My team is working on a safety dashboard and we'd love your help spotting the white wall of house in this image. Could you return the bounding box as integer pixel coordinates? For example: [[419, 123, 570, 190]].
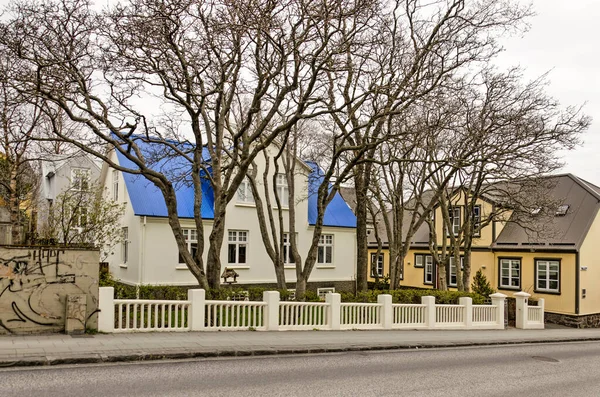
[[101, 145, 357, 286]]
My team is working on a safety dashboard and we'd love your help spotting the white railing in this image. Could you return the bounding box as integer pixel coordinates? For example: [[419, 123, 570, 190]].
[[435, 304, 465, 326], [340, 303, 381, 329], [113, 299, 190, 332], [205, 300, 266, 330], [473, 305, 498, 325], [515, 292, 545, 329], [98, 288, 513, 333], [392, 304, 427, 329], [279, 302, 328, 330]]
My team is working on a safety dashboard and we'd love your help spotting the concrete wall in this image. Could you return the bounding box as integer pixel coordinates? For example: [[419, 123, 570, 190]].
[[0, 246, 99, 334]]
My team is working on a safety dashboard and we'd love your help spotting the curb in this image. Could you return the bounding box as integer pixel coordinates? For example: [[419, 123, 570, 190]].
[[2, 337, 599, 368]]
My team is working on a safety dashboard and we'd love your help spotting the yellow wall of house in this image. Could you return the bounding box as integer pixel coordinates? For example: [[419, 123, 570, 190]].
[[578, 207, 600, 315], [432, 191, 510, 248], [368, 247, 577, 315]]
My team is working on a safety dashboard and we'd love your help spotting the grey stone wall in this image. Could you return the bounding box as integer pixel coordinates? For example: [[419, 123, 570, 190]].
[[545, 312, 600, 328], [0, 246, 99, 334]]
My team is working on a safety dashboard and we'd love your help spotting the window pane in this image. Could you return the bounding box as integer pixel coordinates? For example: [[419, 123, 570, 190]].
[[238, 245, 246, 264], [228, 231, 236, 242], [318, 247, 324, 263], [549, 280, 558, 290], [191, 243, 198, 258], [228, 244, 236, 263], [537, 280, 545, 289], [325, 247, 332, 263]]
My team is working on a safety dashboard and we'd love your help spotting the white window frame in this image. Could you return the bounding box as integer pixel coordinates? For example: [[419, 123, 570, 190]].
[[473, 205, 481, 237], [370, 253, 384, 278], [424, 255, 434, 285], [448, 256, 464, 287], [536, 260, 560, 293], [317, 234, 333, 265], [73, 207, 88, 228], [122, 227, 129, 264], [236, 178, 255, 204], [499, 258, 521, 290], [178, 229, 198, 264], [317, 287, 335, 301], [448, 206, 461, 236], [228, 230, 248, 265], [276, 174, 289, 207], [112, 170, 119, 201], [71, 168, 91, 191], [282, 233, 295, 266]]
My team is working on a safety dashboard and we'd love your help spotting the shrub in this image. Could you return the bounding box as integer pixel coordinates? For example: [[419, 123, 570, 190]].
[[471, 269, 495, 298]]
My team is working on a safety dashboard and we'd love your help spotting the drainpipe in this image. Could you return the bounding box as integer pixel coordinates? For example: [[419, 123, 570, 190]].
[[137, 216, 147, 296]]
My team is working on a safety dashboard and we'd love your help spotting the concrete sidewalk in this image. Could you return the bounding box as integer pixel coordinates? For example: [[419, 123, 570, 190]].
[[2, 327, 600, 368]]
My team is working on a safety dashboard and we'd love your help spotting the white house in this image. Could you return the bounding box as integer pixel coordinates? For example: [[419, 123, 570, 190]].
[[100, 140, 357, 291]]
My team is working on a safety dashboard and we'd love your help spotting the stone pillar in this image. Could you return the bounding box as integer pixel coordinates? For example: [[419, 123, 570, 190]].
[[263, 291, 280, 331], [422, 296, 436, 329], [98, 287, 115, 333], [326, 293, 341, 330], [514, 291, 531, 329], [490, 292, 507, 329], [459, 297, 473, 329], [378, 294, 393, 329], [188, 289, 205, 331]]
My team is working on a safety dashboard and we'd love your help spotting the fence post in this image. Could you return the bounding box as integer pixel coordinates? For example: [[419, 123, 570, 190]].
[[422, 296, 436, 329], [263, 291, 280, 331], [514, 291, 531, 329], [490, 292, 507, 329], [98, 287, 114, 333], [539, 298, 545, 321], [326, 293, 341, 330], [378, 294, 393, 329], [459, 297, 472, 329], [188, 289, 205, 331]]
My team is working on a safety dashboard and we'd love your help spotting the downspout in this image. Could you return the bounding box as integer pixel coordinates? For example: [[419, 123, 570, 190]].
[[575, 251, 580, 315], [137, 216, 147, 297]]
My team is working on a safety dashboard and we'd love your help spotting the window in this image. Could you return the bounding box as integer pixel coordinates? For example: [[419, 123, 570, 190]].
[[473, 205, 481, 236], [122, 227, 129, 264], [370, 253, 384, 277], [317, 287, 335, 300], [424, 255, 434, 285], [276, 174, 289, 207], [71, 168, 91, 191], [228, 230, 248, 265], [317, 234, 333, 265], [178, 229, 198, 264], [499, 258, 521, 289], [536, 260, 560, 293], [448, 256, 464, 287], [112, 170, 119, 201], [73, 207, 88, 228], [448, 207, 461, 236], [236, 178, 254, 204], [282, 233, 295, 265], [414, 254, 424, 268], [555, 204, 569, 216]]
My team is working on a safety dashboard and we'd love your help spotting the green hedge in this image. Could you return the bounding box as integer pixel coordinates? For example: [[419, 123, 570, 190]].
[[100, 271, 483, 304]]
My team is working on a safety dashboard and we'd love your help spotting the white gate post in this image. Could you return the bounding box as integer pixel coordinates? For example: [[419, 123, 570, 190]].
[[98, 287, 114, 333], [490, 292, 507, 329], [263, 291, 280, 331], [422, 296, 436, 329], [459, 297, 473, 329], [514, 291, 531, 329], [188, 289, 205, 331], [378, 294, 393, 329], [326, 293, 341, 330]]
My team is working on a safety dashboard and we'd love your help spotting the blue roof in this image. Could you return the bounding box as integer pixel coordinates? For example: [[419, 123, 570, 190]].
[[305, 162, 356, 228], [116, 139, 356, 227]]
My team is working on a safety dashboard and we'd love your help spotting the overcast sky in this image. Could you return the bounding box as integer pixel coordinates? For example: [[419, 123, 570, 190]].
[[495, 0, 600, 184], [1, 0, 597, 183]]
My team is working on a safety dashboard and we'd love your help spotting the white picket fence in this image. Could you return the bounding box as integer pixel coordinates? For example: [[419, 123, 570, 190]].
[[97, 288, 543, 333], [515, 291, 545, 330]]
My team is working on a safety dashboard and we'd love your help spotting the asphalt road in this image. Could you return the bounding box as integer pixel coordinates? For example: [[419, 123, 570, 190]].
[[2, 342, 600, 397]]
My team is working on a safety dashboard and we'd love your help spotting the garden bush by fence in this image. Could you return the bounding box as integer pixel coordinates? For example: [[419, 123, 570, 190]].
[[98, 288, 545, 333]]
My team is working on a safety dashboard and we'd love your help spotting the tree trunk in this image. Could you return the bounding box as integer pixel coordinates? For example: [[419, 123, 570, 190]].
[[207, 206, 226, 289], [9, 166, 20, 244], [354, 164, 369, 292]]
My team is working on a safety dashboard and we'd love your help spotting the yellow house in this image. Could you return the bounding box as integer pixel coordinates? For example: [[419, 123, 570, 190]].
[[366, 174, 600, 327]]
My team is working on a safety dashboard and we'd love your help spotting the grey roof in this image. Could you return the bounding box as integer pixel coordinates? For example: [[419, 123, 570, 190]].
[[492, 174, 600, 251], [338, 187, 358, 215], [366, 173, 600, 252]]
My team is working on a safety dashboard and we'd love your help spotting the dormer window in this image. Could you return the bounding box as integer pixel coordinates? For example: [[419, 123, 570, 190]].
[[555, 205, 569, 216]]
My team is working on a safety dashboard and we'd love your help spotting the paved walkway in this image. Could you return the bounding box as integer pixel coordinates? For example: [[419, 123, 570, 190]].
[[2, 327, 600, 367]]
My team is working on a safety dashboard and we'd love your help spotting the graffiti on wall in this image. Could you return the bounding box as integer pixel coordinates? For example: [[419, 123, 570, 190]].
[[0, 248, 98, 333]]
